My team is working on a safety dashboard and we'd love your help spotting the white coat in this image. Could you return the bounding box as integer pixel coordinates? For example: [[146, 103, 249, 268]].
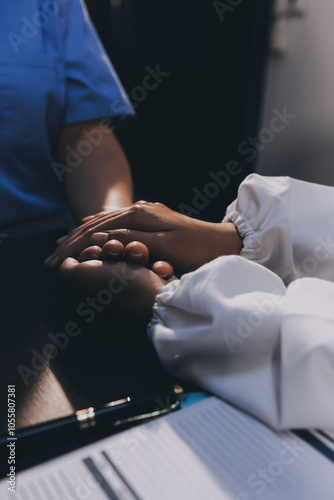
[[148, 174, 334, 430]]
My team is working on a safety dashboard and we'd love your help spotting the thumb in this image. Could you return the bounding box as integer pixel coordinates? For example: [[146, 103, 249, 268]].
[[59, 257, 80, 274]]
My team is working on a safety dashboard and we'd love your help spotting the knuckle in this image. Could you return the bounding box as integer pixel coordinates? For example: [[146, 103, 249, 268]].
[[156, 231, 166, 241], [122, 228, 131, 239], [129, 203, 146, 216], [110, 228, 131, 241]]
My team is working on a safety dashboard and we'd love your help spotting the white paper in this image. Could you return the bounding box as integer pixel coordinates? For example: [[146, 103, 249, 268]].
[[1, 397, 334, 500]]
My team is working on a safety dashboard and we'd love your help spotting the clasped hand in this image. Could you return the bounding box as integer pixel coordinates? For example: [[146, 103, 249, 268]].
[[45, 201, 242, 326], [45, 200, 242, 275]]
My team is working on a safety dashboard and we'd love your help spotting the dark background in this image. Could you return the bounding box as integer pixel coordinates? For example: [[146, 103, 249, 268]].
[[0, 1, 274, 473], [84, 0, 273, 221]]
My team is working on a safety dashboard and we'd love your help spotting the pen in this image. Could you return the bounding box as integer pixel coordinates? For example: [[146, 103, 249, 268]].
[[0, 385, 183, 448]]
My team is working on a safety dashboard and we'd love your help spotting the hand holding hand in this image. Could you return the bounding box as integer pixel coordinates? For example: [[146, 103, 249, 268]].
[[75, 239, 174, 279], [46, 201, 242, 275]]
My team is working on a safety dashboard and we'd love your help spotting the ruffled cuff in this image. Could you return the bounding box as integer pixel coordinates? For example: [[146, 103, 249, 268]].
[[224, 199, 263, 263], [223, 174, 295, 283]]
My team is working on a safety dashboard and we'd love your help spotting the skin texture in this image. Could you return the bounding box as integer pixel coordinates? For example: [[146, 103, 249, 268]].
[[46, 201, 242, 275], [77, 240, 175, 279], [59, 258, 168, 327], [53, 121, 175, 322], [60, 120, 133, 222], [52, 124, 174, 278]]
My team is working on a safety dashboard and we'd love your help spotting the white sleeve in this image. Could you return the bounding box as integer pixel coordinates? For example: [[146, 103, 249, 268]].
[[148, 256, 334, 430], [224, 173, 334, 284]]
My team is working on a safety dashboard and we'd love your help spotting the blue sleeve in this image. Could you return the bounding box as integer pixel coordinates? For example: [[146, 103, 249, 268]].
[[61, 0, 134, 126]]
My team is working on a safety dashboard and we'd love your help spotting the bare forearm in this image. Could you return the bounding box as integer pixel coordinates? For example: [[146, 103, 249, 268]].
[[59, 120, 133, 222]]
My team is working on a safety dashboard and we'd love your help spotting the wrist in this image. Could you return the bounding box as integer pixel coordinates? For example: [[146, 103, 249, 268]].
[[210, 222, 243, 260]]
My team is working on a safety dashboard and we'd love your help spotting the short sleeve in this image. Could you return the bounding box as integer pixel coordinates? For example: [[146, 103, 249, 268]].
[[61, 0, 134, 126]]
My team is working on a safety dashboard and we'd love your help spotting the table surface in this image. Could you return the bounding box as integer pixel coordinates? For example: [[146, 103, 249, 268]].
[[0, 232, 176, 472]]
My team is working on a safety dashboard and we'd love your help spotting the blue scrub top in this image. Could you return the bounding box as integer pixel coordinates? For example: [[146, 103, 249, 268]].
[[0, 0, 134, 238]]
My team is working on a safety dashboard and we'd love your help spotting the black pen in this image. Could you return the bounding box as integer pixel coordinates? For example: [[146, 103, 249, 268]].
[[0, 385, 183, 448]]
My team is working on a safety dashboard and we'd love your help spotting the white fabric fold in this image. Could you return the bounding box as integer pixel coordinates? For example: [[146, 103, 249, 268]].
[[148, 174, 334, 429], [224, 173, 334, 285]]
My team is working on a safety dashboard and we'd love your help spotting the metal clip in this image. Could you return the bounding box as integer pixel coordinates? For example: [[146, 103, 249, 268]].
[[75, 407, 96, 430]]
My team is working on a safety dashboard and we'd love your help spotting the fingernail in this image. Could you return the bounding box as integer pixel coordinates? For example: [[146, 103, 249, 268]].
[[91, 232, 109, 243], [44, 255, 53, 265], [129, 251, 144, 258], [157, 272, 168, 278], [50, 256, 59, 268], [108, 250, 121, 257], [90, 254, 101, 260], [56, 236, 67, 245]]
